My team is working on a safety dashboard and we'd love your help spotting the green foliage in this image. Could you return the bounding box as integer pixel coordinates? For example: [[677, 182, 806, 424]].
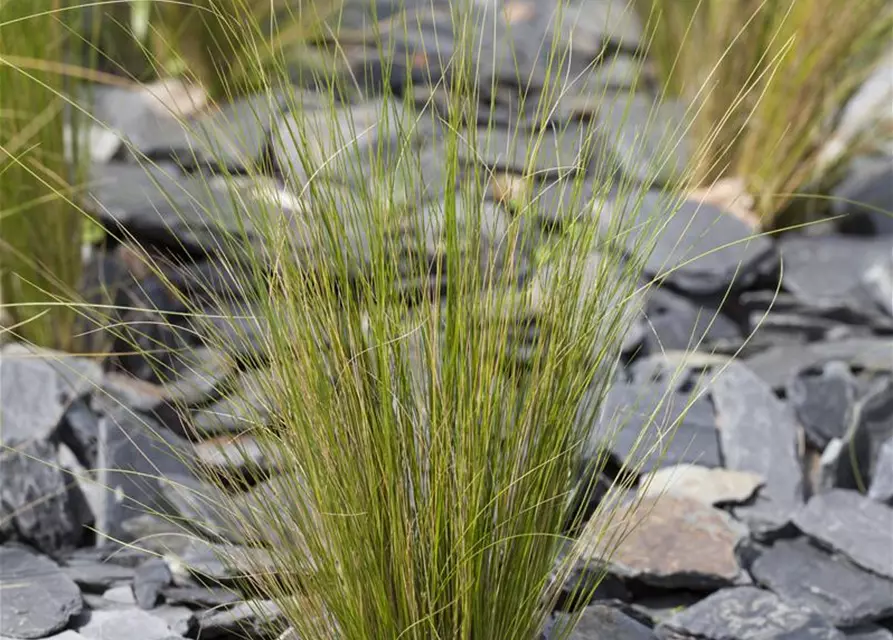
[[638, 0, 893, 224], [0, 0, 83, 350]]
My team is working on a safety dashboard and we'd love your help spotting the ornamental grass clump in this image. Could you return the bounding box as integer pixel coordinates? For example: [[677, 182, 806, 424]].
[[637, 0, 893, 225], [0, 0, 84, 350], [121, 4, 717, 639]]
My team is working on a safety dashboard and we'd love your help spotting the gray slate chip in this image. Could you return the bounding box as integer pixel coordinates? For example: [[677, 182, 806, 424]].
[[846, 626, 893, 640], [1, 346, 69, 448], [61, 557, 136, 593], [655, 587, 845, 640], [195, 600, 283, 640], [0, 545, 83, 639], [0, 439, 92, 554], [869, 437, 893, 504], [552, 603, 658, 639], [710, 362, 804, 535], [750, 537, 893, 627], [586, 380, 721, 474], [793, 489, 893, 579], [133, 557, 173, 609], [74, 609, 184, 640], [787, 361, 860, 448], [600, 191, 776, 296]]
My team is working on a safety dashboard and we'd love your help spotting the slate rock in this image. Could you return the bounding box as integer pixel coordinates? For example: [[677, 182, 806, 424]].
[[1, 346, 70, 447], [551, 603, 658, 639], [835, 160, 893, 235], [581, 495, 747, 589], [93, 408, 197, 545], [273, 99, 412, 188], [0, 439, 92, 554], [639, 464, 763, 507], [101, 585, 137, 605], [149, 606, 195, 638], [56, 400, 101, 469], [863, 245, 893, 317], [846, 626, 893, 640], [133, 557, 172, 609], [788, 361, 860, 448], [61, 556, 136, 593], [585, 380, 721, 474], [85, 162, 270, 256], [793, 489, 893, 580], [710, 362, 804, 535], [0, 544, 83, 639], [194, 433, 269, 481], [655, 587, 845, 639], [166, 539, 275, 586], [596, 94, 690, 188], [159, 585, 241, 609], [750, 537, 893, 627], [601, 191, 776, 296], [195, 600, 284, 640], [73, 609, 184, 640], [188, 367, 273, 436], [779, 235, 892, 321], [869, 437, 893, 504], [557, 0, 643, 60], [819, 376, 893, 493], [641, 288, 742, 354], [744, 338, 893, 390]]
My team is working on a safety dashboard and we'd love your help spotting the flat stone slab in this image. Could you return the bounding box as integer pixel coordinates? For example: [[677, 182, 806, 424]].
[[787, 361, 860, 448], [73, 609, 184, 640], [552, 603, 658, 639], [1, 346, 70, 448], [639, 464, 763, 507], [710, 362, 804, 535], [587, 380, 721, 475], [655, 587, 845, 639], [869, 437, 893, 504], [582, 495, 747, 589], [0, 545, 83, 639], [750, 537, 893, 627], [599, 191, 776, 296], [744, 338, 893, 390], [793, 489, 893, 580]]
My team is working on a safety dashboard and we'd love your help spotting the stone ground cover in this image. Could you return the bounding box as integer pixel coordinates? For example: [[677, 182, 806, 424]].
[[1, 0, 892, 638]]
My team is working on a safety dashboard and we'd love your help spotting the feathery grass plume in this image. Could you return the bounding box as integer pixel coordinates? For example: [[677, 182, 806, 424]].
[[22, 0, 748, 637], [637, 0, 893, 225], [0, 0, 86, 350]]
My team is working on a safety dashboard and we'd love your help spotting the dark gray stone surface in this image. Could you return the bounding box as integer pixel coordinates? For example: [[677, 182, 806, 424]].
[[94, 409, 197, 545], [750, 537, 893, 627], [869, 437, 893, 504], [61, 556, 136, 593], [744, 338, 893, 390], [793, 489, 893, 579], [587, 379, 721, 474], [195, 600, 283, 640], [552, 604, 658, 639], [835, 160, 893, 235], [57, 400, 101, 470], [0, 545, 83, 639], [655, 587, 845, 639], [787, 361, 860, 448], [133, 557, 172, 609], [73, 608, 184, 640], [641, 288, 742, 354], [846, 626, 893, 640], [600, 191, 776, 296], [710, 362, 804, 535], [0, 440, 92, 554], [0, 346, 70, 448]]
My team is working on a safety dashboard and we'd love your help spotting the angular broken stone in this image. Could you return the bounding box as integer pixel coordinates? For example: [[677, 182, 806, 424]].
[[188, 367, 274, 436], [595, 94, 690, 188], [710, 362, 804, 535], [639, 464, 763, 507], [195, 600, 284, 640], [581, 495, 747, 589], [845, 626, 893, 640], [793, 490, 893, 580], [641, 288, 742, 354], [94, 408, 197, 545], [61, 555, 136, 593], [0, 439, 92, 554], [750, 537, 893, 627], [869, 437, 893, 504], [73, 608, 185, 640], [585, 380, 721, 475], [655, 587, 845, 639], [1, 346, 70, 447], [744, 338, 893, 390], [0, 544, 83, 639], [599, 191, 776, 296], [552, 603, 658, 640], [133, 557, 173, 609], [787, 361, 860, 448]]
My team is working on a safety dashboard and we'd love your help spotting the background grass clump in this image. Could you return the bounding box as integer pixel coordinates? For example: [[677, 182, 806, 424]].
[[0, 0, 85, 350], [637, 0, 893, 225]]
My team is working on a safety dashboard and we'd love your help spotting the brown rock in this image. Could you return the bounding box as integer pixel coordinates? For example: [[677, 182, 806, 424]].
[[639, 464, 764, 506], [582, 495, 747, 589]]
